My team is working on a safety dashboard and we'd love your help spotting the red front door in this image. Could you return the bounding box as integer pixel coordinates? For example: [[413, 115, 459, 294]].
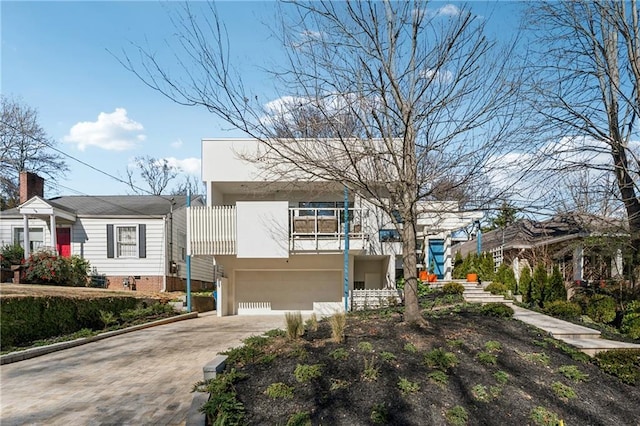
[[56, 228, 71, 257]]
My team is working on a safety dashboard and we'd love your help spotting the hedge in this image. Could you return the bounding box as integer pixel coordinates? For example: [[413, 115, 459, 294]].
[[0, 295, 139, 350]]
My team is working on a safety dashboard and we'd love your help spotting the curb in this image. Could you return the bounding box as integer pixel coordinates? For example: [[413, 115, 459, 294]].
[[0, 311, 199, 365]]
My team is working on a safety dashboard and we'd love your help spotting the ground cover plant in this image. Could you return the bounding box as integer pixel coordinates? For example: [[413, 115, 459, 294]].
[[201, 289, 640, 425]]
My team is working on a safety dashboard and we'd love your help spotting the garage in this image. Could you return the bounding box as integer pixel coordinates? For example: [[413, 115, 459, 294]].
[[234, 270, 342, 311]]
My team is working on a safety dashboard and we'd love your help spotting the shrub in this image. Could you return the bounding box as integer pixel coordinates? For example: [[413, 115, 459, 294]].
[[285, 311, 304, 340], [593, 349, 640, 385], [551, 381, 576, 399], [358, 341, 373, 353], [493, 370, 509, 384], [330, 348, 349, 360], [494, 263, 517, 294], [445, 405, 468, 426], [442, 282, 465, 295], [484, 340, 502, 352], [543, 300, 582, 320], [471, 384, 490, 402], [362, 356, 379, 381], [329, 312, 346, 343], [424, 348, 458, 371], [531, 263, 548, 307], [520, 266, 532, 303], [397, 377, 420, 394], [0, 243, 24, 268], [370, 402, 388, 424], [305, 313, 318, 332], [586, 294, 617, 323], [428, 370, 449, 386], [264, 382, 294, 399], [480, 303, 514, 318], [530, 406, 561, 426], [621, 301, 640, 339], [404, 342, 418, 353], [485, 282, 509, 296], [518, 351, 550, 366], [557, 365, 589, 382], [546, 265, 566, 303], [294, 364, 323, 383], [287, 412, 311, 426], [0, 295, 138, 349], [200, 369, 246, 425], [380, 351, 396, 361], [476, 351, 497, 365], [22, 250, 90, 287]]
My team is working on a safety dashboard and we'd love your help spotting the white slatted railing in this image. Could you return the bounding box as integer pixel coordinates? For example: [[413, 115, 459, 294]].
[[190, 206, 237, 255]]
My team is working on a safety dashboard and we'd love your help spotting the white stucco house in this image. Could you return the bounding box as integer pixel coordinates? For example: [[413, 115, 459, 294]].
[[0, 172, 214, 292], [190, 138, 482, 315]]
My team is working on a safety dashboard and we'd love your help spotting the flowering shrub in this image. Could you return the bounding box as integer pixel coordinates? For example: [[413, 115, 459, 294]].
[[22, 250, 90, 286]]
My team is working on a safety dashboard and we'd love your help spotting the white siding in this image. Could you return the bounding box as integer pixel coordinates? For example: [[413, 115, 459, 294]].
[[72, 217, 165, 276], [171, 206, 214, 282]]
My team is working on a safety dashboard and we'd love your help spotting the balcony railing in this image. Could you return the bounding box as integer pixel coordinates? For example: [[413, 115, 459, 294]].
[[189, 205, 368, 256], [289, 207, 367, 252]]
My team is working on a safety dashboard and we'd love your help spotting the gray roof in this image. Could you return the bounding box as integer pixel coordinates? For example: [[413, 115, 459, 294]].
[[1, 195, 204, 217]]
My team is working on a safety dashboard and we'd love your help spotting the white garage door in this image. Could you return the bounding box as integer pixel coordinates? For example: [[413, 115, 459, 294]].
[[235, 270, 342, 311]]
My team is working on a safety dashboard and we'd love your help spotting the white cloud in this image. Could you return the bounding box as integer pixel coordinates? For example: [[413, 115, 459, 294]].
[[64, 108, 146, 151], [165, 157, 201, 175], [171, 139, 184, 149], [421, 68, 454, 84], [437, 4, 460, 16]]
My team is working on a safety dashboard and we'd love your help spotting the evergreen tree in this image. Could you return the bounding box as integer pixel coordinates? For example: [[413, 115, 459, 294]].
[[532, 264, 548, 307], [520, 266, 533, 304], [547, 265, 567, 303], [495, 263, 517, 294]]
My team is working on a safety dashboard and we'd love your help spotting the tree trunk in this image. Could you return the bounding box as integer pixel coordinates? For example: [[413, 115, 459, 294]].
[[401, 212, 423, 324]]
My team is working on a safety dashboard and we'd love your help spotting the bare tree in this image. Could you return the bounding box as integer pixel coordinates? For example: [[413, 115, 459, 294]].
[[523, 1, 640, 282], [171, 174, 205, 197], [0, 96, 68, 209], [120, 1, 521, 323], [126, 155, 178, 195]]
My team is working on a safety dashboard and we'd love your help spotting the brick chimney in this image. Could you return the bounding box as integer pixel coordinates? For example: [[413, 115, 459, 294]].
[[19, 171, 45, 204]]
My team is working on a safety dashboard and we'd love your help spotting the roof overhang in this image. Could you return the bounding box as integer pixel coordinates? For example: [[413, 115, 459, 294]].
[[19, 196, 76, 222]]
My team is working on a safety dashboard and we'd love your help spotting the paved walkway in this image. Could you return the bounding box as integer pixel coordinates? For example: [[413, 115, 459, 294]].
[[0, 312, 286, 426], [511, 305, 640, 355]]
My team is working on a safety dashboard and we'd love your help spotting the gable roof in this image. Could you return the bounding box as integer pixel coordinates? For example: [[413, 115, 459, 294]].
[[1, 195, 204, 218], [453, 212, 627, 256]]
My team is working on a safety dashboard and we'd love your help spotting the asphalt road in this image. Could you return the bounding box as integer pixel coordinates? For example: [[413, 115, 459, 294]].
[[0, 312, 286, 425]]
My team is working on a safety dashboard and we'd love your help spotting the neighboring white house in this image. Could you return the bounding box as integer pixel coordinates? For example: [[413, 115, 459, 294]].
[[0, 172, 214, 292], [190, 138, 482, 315]]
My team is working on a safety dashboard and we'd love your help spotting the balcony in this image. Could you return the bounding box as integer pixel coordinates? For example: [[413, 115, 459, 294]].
[[189, 205, 368, 256]]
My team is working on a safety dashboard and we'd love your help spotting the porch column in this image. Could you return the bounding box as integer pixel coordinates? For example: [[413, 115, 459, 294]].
[[50, 214, 57, 254], [573, 245, 584, 282], [612, 248, 623, 278], [22, 215, 30, 259]]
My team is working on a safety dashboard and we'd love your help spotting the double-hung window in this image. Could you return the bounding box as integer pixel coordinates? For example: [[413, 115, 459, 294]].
[[116, 226, 137, 257], [107, 224, 146, 259]]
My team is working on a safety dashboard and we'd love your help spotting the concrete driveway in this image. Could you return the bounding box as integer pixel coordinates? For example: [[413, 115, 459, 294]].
[[0, 312, 286, 425]]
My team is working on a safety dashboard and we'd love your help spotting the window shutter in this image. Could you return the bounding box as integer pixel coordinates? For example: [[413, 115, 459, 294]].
[[138, 224, 146, 258], [106, 224, 114, 258]]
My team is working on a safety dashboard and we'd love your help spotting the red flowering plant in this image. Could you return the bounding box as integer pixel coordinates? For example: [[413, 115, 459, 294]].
[[22, 250, 90, 286], [0, 244, 25, 269]]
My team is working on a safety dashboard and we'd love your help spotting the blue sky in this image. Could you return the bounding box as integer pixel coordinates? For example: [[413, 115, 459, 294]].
[[2, 1, 521, 197]]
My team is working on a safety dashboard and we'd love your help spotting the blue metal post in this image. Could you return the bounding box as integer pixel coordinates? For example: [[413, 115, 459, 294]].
[[186, 192, 192, 313], [343, 186, 349, 312], [476, 221, 482, 254]]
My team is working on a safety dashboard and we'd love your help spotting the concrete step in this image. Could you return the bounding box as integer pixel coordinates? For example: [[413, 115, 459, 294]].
[[511, 306, 601, 339], [560, 337, 640, 356]]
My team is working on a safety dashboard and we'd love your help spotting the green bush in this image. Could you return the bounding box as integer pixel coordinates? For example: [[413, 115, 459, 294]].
[[294, 364, 323, 383], [546, 265, 567, 303], [621, 301, 640, 339], [0, 244, 24, 268], [586, 294, 617, 323], [494, 263, 517, 294], [520, 266, 532, 303], [593, 349, 640, 385], [0, 295, 138, 349], [485, 282, 509, 296], [481, 303, 514, 318], [201, 369, 246, 425], [442, 282, 465, 295], [543, 300, 582, 320], [424, 347, 458, 371], [531, 264, 548, 307]]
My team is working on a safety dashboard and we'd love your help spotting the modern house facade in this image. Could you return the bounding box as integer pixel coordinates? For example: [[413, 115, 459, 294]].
[[190, 138, 482, 315], [0, 172, 214, 292]]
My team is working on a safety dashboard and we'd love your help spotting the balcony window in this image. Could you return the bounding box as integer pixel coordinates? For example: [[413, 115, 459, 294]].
[[379, 229, 401, 242]]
